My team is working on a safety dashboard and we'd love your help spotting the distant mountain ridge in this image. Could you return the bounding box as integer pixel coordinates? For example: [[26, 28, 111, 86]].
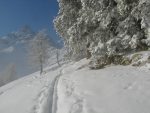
[[0, 26, 34, 51]]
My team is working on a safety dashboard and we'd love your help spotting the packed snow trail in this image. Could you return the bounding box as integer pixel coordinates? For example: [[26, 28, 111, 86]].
[[32, 66, 64, 113], [51, 70, 62, 113], [37, 69, 62, 113]]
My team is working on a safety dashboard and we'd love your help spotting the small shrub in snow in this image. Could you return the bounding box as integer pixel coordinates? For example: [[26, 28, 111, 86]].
[[131, 53, 150, 67], [131, 54, 142, 62], [89, 55, 111, 69], [120, 57, 132, 65], [148, 56, 150, 63]]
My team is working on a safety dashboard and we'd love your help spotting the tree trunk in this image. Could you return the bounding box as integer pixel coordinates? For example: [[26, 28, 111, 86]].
[[40, 57, 43, 75], [56, 49, 61, 67], [40, 64, 43, 75]]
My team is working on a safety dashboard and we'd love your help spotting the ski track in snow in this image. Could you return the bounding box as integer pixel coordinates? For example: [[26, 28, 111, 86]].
[[32, 69, 63, 113]]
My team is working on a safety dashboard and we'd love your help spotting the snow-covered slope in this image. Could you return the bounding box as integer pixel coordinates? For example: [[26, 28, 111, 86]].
[[0, 52, 149, 113], [0, 64, 61, 113], [57, 59, 150, 113]]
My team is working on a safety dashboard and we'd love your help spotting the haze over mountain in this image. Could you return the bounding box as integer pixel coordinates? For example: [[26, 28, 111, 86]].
[[0, 26, 55, 80]]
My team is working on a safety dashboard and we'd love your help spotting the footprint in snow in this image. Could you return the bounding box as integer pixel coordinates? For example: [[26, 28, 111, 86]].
[[70, 99, 83, 113]]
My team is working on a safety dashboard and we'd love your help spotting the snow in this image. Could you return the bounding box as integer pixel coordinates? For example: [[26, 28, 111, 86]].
[[0, 64, 61, 113], [0, 52, 150, 113], [57, 59, 150, 113]]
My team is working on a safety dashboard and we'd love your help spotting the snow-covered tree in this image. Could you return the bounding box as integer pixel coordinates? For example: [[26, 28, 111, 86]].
[[54, 0, 150, 68], [28, 30, 50, 74]]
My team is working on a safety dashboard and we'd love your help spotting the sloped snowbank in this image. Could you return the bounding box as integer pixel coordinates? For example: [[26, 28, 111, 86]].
[[57, 58, 150, 113], [0, 51, 150, 113], [0, 65, 61, 113]]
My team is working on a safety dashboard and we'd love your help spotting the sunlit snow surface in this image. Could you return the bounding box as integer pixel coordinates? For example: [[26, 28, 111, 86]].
[[0, 64, 61, 113], [0, 52, 149, 113], [57, 58, 150, 113]]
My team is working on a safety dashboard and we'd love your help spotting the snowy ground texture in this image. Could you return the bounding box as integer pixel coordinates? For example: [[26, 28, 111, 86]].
[[0, 51, 150, 113], [57, 59, 150, 113], [0, 64, 62, 113]]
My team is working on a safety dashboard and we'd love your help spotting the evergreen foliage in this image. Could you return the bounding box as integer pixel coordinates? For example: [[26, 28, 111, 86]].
[[54, 0, 150, 68]]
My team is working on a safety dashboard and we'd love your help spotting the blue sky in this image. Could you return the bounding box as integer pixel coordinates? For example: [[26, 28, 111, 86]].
[[0, 0, 59, 41]]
